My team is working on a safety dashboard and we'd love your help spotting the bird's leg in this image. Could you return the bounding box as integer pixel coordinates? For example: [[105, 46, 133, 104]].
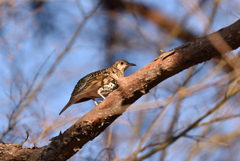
[[97, 89, 106, 99], [92, 98, 98, 105]]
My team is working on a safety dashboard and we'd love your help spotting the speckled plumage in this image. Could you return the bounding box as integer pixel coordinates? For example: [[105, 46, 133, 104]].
[[59, 60, 136, 115]]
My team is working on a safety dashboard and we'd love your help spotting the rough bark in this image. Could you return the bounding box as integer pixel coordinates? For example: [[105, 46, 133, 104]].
[[1, 19, 240, 161]]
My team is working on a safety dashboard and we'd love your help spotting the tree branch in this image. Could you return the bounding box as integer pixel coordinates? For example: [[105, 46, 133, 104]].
[[1, 19, 240, 161]]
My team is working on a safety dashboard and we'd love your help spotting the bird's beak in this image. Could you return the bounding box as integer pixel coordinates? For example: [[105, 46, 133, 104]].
[[128, 63, 136, 66]]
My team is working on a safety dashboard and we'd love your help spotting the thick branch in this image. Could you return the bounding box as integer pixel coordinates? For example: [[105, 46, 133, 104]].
[[1, 19, 240, 161]]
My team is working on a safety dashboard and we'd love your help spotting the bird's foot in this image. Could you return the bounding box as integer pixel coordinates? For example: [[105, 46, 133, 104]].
[[92, 98, 98, 105]]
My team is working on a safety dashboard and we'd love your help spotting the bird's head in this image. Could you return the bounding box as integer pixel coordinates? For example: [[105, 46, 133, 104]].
[[113, 60, 136, 72]]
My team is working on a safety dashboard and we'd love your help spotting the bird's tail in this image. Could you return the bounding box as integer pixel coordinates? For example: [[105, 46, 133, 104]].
[[59, 94, 84, 115], [59, 101, 72, 115]]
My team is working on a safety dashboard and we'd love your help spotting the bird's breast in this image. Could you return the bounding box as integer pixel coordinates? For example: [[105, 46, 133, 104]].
[[99, 82, 118, 96]]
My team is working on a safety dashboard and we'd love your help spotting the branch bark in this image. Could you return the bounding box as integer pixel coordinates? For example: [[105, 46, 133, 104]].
[[1, 19, 240, 161]]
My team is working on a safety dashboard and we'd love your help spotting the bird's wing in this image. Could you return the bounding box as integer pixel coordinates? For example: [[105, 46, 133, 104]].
[[71, 70, 106, 98], [73, 69, 109, 96], [59, 69, 108, 115]]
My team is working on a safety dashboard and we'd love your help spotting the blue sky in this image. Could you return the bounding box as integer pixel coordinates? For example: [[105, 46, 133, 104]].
[[1, 0, 240, 160]]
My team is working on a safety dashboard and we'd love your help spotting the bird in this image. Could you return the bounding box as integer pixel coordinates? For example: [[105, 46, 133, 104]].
[[59, 60, 136, 115]]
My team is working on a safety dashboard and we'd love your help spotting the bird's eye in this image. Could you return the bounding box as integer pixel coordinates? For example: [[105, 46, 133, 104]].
[[120, 61, 124, 65]]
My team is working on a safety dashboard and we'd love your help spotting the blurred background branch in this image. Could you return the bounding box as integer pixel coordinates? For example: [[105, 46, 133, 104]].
[[0, 0, 240, 160]]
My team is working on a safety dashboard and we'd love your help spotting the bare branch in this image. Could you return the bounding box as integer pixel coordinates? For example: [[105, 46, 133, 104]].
[[1, 18, 240, 161]]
